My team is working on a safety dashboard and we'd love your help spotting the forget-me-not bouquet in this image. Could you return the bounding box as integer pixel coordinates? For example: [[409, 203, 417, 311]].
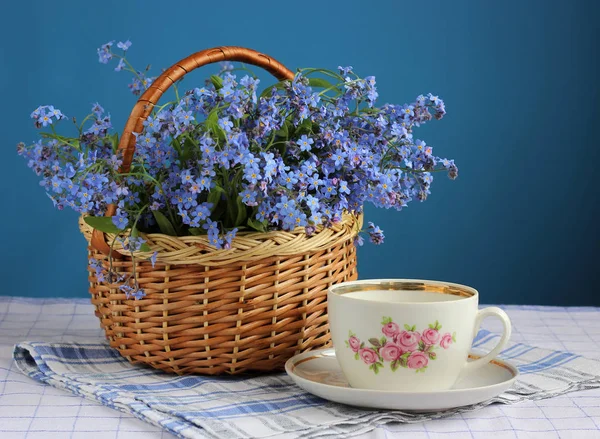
[[18, 40, 456, 299]]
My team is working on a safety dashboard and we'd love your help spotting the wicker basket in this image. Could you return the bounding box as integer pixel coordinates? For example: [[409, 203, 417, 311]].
[[81, 46, 360, 375]]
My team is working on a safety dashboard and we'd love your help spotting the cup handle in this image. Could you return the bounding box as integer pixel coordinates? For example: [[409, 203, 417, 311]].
[[458, 307, 512, 380]]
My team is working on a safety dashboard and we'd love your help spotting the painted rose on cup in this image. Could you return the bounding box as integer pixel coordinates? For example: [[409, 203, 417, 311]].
[[440, 332, 454, 349], [348, 336, 361, 352], [381, 322, 400, 338], [395, 329, 421, 351], [345, 318, 457, 374]]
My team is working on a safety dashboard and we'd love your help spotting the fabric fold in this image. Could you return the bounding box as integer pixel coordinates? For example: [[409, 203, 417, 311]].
[[13, 330, 600, 439]]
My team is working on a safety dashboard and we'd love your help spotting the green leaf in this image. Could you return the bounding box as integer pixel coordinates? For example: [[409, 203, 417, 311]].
[[188, 227, 204, 236], [380, 336, 387, 346], [140, 243, 151, 252], [205, 108, 220, 134], [131, 226, 151, 252], [428, 351, 437, 360], [369, 338, 381, 348], [109, 133, 119, 151], [181, 136, 197, 163], [452, 332, 457, 343], [172, 137, 183, 156], [371, 363, 380, 375], [308, 77, 335, 89], [354, 352, 359, 360], [259, 81, 286, 98], [274, 120, 290, 138], [207, 186, 225, 207], [307, 77, 341, 96], [152, 211, 177, 236], [344, 340, 349, 348], [296, 117, 313, 135], [210, 75, 223, 90], [247, 217, 267, 232], [411, 325, 416, 332], [404, 324, 411, 331], [400, 352, 411, 360], [381, 316, 392, 325], [390, 359, 399, 372], [299, 67, 345, 82], [428, 324, 434, 329], [84, 216, 122, 234], [234, 197, 248, 227], [418, 340, 426, 351]]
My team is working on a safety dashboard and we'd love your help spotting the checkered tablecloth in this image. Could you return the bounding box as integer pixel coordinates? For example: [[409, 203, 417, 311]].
[[1, 297, 600, 439]]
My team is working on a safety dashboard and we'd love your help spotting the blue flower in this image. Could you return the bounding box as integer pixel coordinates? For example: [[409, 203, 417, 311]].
[[38, 113, 53, 127], [176, 110, 194, 127], [321, 180, 338, 198], [149, 252, 158, 267], [297, 135, 314, 152], [339, 180, 350, 195], [243, 166, 261, 185], [117, 40, 132, 51], [97, 41, 114, 64], [368, 222, 385, 245], [428, 93, 442, 106], [308, 175, 323, 191], [304, 195, 320, 212], [114, 59, 126, 72], [338, 66, 353, 76], [132, 288, 146, 300], [112, 209, 129, 230], [189, 203, 212, 227], [128, 74, 154, 96], [180, 169, 194, 185], [91, 103, 104, 117], [280, 171, 299, 190], [332, 149, 347, 168], [240, 188, 258, 205], [197, 175, 213, 191], [223, 228, 238, 249], [46, 106, 66, 120], [414, 139, 427, 153], [218, 118, 234, 132]]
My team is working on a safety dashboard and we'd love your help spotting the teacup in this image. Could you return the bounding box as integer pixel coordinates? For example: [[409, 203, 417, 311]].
[[328, 279, 511, 392]]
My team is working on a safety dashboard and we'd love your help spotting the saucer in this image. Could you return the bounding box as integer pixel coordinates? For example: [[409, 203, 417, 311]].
[[285, 348, 519, 411]]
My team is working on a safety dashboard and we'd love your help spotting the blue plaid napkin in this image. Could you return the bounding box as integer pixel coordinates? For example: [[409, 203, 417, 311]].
[[13, 330, 600, 439]]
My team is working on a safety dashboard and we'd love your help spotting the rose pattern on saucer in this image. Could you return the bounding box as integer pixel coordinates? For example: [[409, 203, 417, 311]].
[[344, 317, 457, 374]]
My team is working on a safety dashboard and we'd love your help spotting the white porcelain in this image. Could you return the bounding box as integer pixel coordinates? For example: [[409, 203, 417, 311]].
[[285, 348, 519, 411], [327, 279, 511, 392]]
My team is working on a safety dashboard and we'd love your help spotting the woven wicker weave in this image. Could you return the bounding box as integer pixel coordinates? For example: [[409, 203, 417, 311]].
[[80, 46, 360, 375]]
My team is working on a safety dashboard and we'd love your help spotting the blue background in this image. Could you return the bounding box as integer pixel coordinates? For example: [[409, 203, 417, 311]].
[[1, 0, 598, 305]]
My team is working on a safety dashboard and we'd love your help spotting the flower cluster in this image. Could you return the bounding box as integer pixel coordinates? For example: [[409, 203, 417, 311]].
[[18, 40, 457, 299], [88, 236, 157, 300], [345, 318, 456, 374]]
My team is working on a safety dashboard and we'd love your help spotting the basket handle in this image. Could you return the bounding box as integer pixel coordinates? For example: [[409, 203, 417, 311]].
[[91, 46, 295, 255]]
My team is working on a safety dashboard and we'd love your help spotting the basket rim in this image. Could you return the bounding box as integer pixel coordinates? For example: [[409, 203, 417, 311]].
[[80, 212, 362, 266]]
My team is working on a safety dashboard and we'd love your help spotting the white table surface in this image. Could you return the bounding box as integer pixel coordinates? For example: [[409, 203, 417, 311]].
[[1, 297, 600, 439]]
